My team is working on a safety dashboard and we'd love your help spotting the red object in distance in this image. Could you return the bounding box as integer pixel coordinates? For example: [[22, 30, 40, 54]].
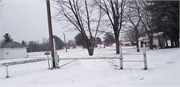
[[119, 43, 123, 46], [45, 52, 50, 55]]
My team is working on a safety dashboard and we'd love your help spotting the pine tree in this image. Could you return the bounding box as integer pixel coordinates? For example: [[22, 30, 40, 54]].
[[67, 40, 77, 48], [95, 37, 102, 45], [103, 33, 115, 45], [53, 35, 65, 50], [2, 33, 13, 44], [146, 1, 179, 47], [74, 33, 87, 48], [21, 40, 27, 46]]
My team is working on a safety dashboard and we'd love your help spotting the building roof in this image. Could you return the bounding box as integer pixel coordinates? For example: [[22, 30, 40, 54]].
[[120, 42, 131, 44], [138, 32, 163, 41], [1, 42, 27, 48]]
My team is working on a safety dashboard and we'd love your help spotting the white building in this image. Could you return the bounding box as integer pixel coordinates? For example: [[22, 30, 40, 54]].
[[0, 42, 27, 60], [97, 44, 104, 48], [138, 33, 165, 48]]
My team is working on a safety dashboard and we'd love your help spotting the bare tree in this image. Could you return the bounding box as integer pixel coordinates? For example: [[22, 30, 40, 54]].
[[55, 0, 102, 56], [94, 0, 126, 54], [139, 0, 155, 49], [124, 0, 143, 52], [121, 29, 136, 45]]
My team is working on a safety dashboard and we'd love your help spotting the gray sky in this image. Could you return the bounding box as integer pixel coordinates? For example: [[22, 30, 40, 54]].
[[0, 0, 79, 43]]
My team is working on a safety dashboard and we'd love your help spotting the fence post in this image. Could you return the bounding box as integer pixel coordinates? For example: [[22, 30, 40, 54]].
[[143, 43, 148, 70], [5, 64, 9, 78], [119, 45, 123, 69], [47, 55, 50, 69]]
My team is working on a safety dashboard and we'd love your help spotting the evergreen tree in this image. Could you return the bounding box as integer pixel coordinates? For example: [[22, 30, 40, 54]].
[[146, 1, 179, 47], [95, 37, 102, 45], [2, 33, 13, 44], [21, 40, 27, 46], [103, 33, 115, 45], [53, 35, 65, 50], [67, 40, 77, 48], [74, 33, 87, 48]]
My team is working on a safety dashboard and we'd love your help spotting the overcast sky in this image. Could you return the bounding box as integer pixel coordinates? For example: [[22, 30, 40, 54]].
[[0, 0, 79, 43]]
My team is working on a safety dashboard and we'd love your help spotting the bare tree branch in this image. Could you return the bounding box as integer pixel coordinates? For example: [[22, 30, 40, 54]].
[[54, 0, 103, 56]]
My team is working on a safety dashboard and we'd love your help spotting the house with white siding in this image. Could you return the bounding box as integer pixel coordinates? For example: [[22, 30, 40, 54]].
[[0, 42, 27, 60]]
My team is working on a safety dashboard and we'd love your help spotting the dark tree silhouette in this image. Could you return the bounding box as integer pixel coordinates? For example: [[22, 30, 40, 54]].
[[21, 40, 27, 46], [95, 37, 102, 45], [67, 40, 77, 48], [53, 35, 65, 50], [103, 33, 115, 45], [75, 33, 87, 48], [2, 33, 13, 44]]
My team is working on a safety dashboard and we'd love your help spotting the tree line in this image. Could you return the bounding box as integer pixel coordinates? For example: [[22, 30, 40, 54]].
[[1, 0, 179, 56], [26, 34, 113, 52], [54, 0, 179, 55], [121, 0, 179, 50], [1, 33, 115, 52], [75, 32, 115, 48]]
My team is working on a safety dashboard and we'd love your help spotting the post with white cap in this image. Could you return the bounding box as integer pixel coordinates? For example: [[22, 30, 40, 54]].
[[143, 43, 147, 70], [119, 45, 123, 69]]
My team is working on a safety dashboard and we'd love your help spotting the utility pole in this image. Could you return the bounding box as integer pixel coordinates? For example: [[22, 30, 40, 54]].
[[63, 33, 67, 52], [46, 0, 55, 68]]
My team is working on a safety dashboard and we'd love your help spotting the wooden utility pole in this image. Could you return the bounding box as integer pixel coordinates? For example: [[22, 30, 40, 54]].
[[46, 0, 55, 68], [63, 33, 67, 52]]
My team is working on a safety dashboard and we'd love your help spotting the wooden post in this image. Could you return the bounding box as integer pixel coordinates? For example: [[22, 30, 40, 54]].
[[5, 64, 9, 78], [119, 45, 123, 69], [46, 0, 55, 68], [143, 43, 148, 70]]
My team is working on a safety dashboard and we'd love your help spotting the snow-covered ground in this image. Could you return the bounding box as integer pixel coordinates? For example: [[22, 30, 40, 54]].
[[0, 46, 179, 87]]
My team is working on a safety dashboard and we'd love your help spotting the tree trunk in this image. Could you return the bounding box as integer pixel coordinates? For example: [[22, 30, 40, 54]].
[[174, 38, 178, 47], [136, 37, 140, 52], [135, 27, 140, 52], [84, 36, 95, 56], [147, 32, 153, 49], [176, 37, 179, 47], [157, 34, 163, 49], [115, 38, 119, 54], [165, 39, 168, 47], [158, 38, 162, 48], [87, 47, 94, 56], [170, 37, 174, 47], [130, 41, 134, 46], [174, 37, 179, 47], [149, 36, 153, 49], [115, 34, 119, 54]]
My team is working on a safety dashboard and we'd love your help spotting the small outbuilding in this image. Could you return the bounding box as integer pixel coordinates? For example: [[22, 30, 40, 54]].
[[138, 32, 165, 48], [61, 45, 73, 50], [119, 42, 132, 46], [104, 43, 109, 48], [0, 42, 27, 60]]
